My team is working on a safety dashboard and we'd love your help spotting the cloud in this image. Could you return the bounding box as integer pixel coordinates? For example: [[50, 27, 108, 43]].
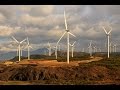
[[0, 25, 15, 37], [0, 5, 119, 53], [0, 13, 6, 23], [29, 5, 54, 17]]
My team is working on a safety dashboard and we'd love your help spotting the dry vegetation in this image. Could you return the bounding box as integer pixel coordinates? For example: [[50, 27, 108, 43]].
[[0, 53, 120, 85]]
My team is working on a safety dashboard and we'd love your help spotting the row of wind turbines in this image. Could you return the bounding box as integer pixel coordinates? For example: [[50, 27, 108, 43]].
[[9, 9, 115, 64], [12, 36, 32, 61]]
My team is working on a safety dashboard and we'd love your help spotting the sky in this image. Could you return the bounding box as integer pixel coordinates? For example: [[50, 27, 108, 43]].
[[0, 5, 120, 53]]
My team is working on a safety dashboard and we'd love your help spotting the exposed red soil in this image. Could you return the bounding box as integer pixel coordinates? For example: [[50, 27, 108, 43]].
[[0, 57, 120, 85]]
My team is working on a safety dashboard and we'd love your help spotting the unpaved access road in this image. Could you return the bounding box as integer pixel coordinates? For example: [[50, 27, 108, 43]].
[[15, 57, 103, 67]]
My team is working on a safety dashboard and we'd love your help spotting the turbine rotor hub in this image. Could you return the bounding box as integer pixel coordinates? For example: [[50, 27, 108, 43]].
[[66, 29, 69, 32]]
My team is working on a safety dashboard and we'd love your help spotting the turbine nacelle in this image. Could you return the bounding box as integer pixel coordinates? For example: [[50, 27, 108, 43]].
[[65, 29, 69, 32], [102, 26, 112, 35]]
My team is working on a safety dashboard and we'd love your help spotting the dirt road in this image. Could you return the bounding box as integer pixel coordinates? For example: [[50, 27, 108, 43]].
[[76, 57, 103, 63], [15, 57, 103, 67]]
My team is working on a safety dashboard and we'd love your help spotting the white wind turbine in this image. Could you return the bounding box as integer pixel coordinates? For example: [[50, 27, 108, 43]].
[[112, 44, 115, 52], [109, 42, 112, 53], [69, 41, 76, 57], [47, 42, 52, 56], [112, 43, 117, 53], [102, 25, 112, 58], [56, 10, 76, 64], [53, 45, 57, 59], [12, 36, 26, 61], [82, 48, 85, 52], [93, 46, 97, 53], [16, 43, 25, 56], [98, 47, 101, 52], [88, 40, 93, 57], [26, 37, 33, 60]]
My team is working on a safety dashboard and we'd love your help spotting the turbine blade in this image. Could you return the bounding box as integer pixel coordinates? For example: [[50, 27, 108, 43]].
[[102, 26, 108, 34], [29, 45, 33, 49], [73, 41, 76, 46], [57, 32, 66, 45], [11, 36, 19, 43], [64, 10, 68, 30], [20, 38, 26, 44], [27, 37, 29, 45], [68, 32, 76, 37], [108, 27, 112, 34]]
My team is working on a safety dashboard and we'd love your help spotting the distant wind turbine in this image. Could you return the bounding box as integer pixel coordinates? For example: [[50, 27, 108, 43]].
[[82, 48, 85, 52], [93, 46, 97, 53], [47, 42, 52, 56], [26, 37, 33, 60], [88, 40, 93, 57], [69, 41, 76, 57], [53, 46, 57, 59]]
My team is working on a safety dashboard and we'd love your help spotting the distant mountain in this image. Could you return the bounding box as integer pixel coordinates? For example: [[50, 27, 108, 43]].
[[0, 51, 16, 61], [0, 48, 54, 60]]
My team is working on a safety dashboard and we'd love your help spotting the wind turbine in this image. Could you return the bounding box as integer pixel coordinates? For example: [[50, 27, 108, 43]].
[[98, 47, 101, 52], [93, 46, 97, 53], [109, 42, 112, 53], [69, 41, 76, 57], [12, 36, 26, 61], [112, 43, 117, 53], [26, 37, 33, 60], [82, 48, 85, 52], [53, 45, 57, 59], [112, 44, 115, 52], [47, 42, 51, 56], [56, 10, 76, 64], [102, 25, 112, 58], [88, 40, 93, 57]]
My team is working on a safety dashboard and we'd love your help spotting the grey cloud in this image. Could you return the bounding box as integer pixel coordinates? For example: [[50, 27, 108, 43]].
[[29, 5, 54, 17], [0, 5, 119, 52]]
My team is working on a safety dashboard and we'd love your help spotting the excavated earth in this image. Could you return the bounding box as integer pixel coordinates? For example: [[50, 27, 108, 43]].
[[0, 57, 120, 85]]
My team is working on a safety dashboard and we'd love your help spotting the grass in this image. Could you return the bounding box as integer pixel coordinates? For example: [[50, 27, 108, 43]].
[[79, 53, 120, 70]]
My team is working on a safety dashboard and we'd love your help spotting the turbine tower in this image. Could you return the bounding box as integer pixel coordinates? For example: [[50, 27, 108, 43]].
[[56, 10, 76, 64], [69, 41, 76, 57], [12, 36, 26, 61], [102, 25, 112, 58]]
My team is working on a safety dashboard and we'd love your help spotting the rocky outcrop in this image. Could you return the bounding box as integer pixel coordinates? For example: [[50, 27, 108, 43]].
[[0, 64, 120, 84]]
